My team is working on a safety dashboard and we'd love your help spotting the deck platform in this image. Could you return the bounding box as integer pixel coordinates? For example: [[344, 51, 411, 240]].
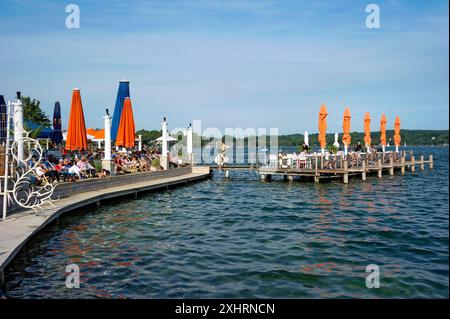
[[258, 151, 433, 183], [210, 151, 433, 183]]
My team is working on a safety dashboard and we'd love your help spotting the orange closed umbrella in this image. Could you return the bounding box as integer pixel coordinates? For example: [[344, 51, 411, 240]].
[[116, 97, 136, 148], [380, 113, 387, 147], [318, 103, 328, 150], [394, 116, 401, 150], [65, 88, 88, 151], [342, 107, 351, 149], [364, 112, 371, 148]]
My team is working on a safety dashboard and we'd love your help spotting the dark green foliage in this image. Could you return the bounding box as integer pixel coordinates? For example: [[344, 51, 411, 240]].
[[21, 96, 51, 128], [276, 130, 448, 147], [136, 129, 161, 145]]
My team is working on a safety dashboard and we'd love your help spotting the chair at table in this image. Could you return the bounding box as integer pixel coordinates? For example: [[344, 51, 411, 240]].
[[268, 154, 278, 168]]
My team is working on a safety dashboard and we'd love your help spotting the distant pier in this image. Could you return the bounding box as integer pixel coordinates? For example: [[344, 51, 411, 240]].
[[211, 150, 433, 183]]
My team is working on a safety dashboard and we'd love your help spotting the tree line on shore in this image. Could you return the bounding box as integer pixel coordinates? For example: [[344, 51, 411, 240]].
[[137, 129, 448, 147]]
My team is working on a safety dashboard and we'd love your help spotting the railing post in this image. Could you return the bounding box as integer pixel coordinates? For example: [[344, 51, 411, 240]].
[[411, 155, 415, 172], [362, 160, 366, 181], [320, 153, 323, 170], [343, 159, 349, 184], [401, 153, 405, 174], [377, 158, 382, 178], [420, 155, 424, 171], [314, 152, 319, 183], [429, 154, 433, 170]]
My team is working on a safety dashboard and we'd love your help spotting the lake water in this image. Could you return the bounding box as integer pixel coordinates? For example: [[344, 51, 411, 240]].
[[3, 146, 448, 298]]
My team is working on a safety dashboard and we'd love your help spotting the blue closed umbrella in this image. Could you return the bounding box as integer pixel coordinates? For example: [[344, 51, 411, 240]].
[[24, 120, 54, 139], [52, 101, 63, 145], [111, 80, 130, 141], [0, 95, 6, 145]]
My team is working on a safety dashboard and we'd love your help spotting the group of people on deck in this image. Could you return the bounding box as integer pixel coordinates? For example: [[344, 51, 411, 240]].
[[275, 140, 399, 170], [30, 143, 182, 185]]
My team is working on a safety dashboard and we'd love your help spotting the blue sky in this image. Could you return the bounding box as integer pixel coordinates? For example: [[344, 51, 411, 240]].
[[0, 0, 448, 134]]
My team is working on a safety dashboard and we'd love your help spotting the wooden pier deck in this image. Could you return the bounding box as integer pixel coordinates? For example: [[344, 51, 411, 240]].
[[211, 151, 433, 183]]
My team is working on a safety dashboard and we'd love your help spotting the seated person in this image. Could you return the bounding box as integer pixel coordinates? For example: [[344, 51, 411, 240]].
[[139, 156, 150, 171], [114, 156, 124, 174], [76, 155, 96, 177], [35, 163, 60, 183], [298, 150, 307, 168], [168, 153, 180, 168]]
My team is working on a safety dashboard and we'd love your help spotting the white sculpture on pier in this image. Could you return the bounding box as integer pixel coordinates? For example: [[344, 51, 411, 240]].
[[304, 131, 309, 147], [333, 133, 339, 148], [214, 142, 229, 167]]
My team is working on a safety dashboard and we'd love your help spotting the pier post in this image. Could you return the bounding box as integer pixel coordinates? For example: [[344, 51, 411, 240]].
[[420, 155, 424, 171], [377, 159, 382, 178], [343, 160, 349, 184], [429, 155, 433, 170], [314, 153, 319, 183], [260, 174, 266, 181], [401, 154, 405, 174], [411, 155, 415, 172], [314, 152, 318, 173], [267, 174, 272, 181], [389, 157, 394, 176], [287, 175, 294, 182], [225, 170, 230, 178], [362, 160, 366, 181]]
